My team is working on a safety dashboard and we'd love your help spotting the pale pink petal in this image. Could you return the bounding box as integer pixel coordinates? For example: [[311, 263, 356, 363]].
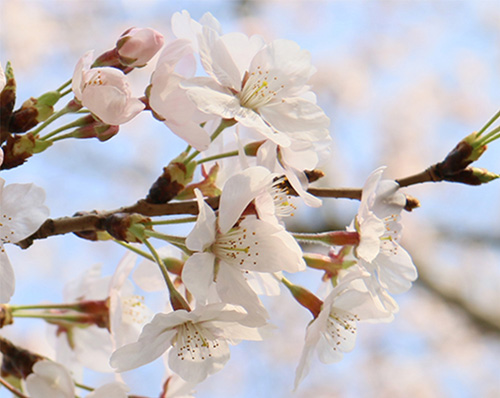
[[218, 166, 273, 234], [186, 189, 216, 251], [181, 252, 215, 304]]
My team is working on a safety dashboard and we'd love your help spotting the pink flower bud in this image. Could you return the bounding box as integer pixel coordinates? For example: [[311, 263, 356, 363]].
[[116, 27, 164, 67], [72, 51, 145, 125]]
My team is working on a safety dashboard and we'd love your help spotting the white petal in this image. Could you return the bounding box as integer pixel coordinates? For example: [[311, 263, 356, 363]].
[[1, 182, 49, 243], [109, 252, 137, 293], [356, 213, 385, 262], [186, 189, 216, 251], [26, 361, 75, 398], [110, 313, 179, 372], [184, 84, 240, 120], [0, 247, 14, 302], [259, 97, 330, 141], [199, 27, 242, 90], [216, 262, 268, 327], [73, 326, 114, 372], [182, 252, 215, 304], [218, 166, 273, 234], [375, 246, 417, 294], [87, 382, 129, 398]]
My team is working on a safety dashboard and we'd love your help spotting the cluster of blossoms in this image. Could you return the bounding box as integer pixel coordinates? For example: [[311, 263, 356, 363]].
[[0, 8, 497, 398]]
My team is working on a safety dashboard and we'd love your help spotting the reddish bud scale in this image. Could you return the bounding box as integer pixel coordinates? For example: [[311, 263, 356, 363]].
[[9, 105, 38, 133], [0, 305, 13, 328], [0, 134, 35, 170], [0, 77, 16, 143]]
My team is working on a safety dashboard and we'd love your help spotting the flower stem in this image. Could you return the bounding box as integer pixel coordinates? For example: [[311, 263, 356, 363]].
[[114, 239, 154, 262], [146, 217, 197, 226], [56, 79, 72, 93], [477, 108, 500, 137], [38, 116, 90, 141], [12, 312, 95, 323], [197, 150, 239, 164], [476, 125, 500, 147], [28, 106, 72, 136], [183, 119, 237, 164], [143, 230, 191, 254], [292, 231, 360, 246], [9, 303, 82, 312], [142, 238, 191, 311], [59, 87, 73, 97]]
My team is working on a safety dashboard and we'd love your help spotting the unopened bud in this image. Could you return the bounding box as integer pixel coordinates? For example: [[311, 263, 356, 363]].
[[0, 62, 16, 139], [116, 27, 164, 68], [9, 91, 61, 133], [445, 167, 499, 185], [72, 119, 119, 142]]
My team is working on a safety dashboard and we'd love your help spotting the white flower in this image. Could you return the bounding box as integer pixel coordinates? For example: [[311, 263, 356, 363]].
[[25, 360, 129, 398], [182, 173, 305, 324], [0, 64, 6, 92], [294, 269, 392, 389], [110, 303, 265, 384], [149, 39, 215, 151], [353, 167, 418, 306], [72, 51, 145, 125], [87, 382, 129, 398], [176, 12, 330, 148], [116, 27, 164, 67], [25, 360, 75, 398], [52, 254, 151, 372], [0, 178, 49, 303]]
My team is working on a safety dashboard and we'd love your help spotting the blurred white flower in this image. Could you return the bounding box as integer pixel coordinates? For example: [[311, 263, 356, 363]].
[[0, 178, 49, 303], [116, 27, 164, 67], [25, 360, 74, 398], [72, 51, 145, 125], [110, 303, 266, 384], [52, 253, 151, 372], [0, 64, 5, 92]]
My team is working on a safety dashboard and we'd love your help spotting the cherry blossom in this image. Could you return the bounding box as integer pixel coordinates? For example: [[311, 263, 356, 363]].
[[182, 177, 305, 324], [116, 27, 164, 67], [353, 167, 418, 307], [294, 269, 392, 389], [175, 12, 330, 148], [72, 51, 145, 125], [110, 303, 266, 384], [0, 178, 49, 303]]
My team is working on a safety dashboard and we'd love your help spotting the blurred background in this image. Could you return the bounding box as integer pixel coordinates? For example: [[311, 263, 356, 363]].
[[1, 0, 499, 397]]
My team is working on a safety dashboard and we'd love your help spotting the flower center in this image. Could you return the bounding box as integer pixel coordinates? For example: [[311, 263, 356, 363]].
[[121, 295, 149, 325], [238, 66, 284, 110], [270, 178, 296, 217], [213, 223, 260, 269], [325, 309, 358, 351], [174, 322, 220, 362]]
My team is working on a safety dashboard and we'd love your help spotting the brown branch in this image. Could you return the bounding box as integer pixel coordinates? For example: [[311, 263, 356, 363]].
[[17, 160, 485, 249]]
